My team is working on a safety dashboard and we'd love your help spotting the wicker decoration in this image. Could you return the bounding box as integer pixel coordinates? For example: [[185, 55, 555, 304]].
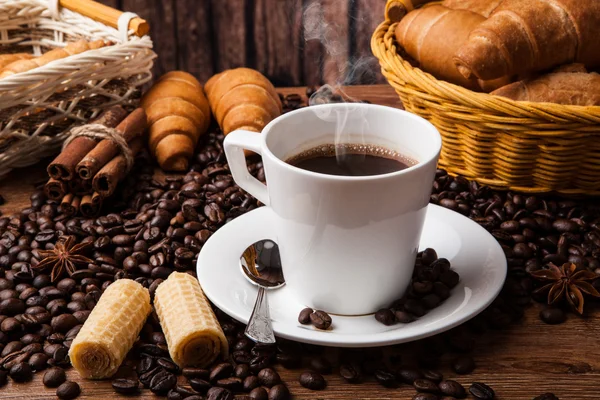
[[372, 0, 600, 195], [0, 0, 156, 179]]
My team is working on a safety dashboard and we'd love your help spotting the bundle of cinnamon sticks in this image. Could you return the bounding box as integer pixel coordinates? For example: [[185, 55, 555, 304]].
[[44, 106, 147, 217]]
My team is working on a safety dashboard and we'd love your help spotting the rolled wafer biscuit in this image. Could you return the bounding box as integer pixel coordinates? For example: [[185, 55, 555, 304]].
[[154, 272, 228, 368], [69, 279, 151, 379]]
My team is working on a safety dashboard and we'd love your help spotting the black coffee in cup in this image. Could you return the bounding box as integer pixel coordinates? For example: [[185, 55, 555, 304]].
[[286, 143, 416, 176]]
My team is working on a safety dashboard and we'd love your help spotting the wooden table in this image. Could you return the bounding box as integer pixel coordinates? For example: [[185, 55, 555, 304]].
[[0, 85, 598, 400]]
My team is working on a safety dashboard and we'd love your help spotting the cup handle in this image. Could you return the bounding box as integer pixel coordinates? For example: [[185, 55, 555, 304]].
[[224, 130, 270, 206]]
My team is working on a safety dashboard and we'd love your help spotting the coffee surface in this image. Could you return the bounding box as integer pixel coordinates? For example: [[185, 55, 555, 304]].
[[286, 143, 415, 176]]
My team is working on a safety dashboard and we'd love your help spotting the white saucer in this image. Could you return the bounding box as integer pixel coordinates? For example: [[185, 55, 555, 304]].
[[197, 205, 506, 348]]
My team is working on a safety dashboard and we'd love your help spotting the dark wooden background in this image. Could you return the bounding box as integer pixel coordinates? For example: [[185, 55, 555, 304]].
[[98, 0, 386, 86]]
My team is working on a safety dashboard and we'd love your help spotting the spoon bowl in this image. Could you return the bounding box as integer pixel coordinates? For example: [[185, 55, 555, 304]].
[[240, 239, 285, 344]]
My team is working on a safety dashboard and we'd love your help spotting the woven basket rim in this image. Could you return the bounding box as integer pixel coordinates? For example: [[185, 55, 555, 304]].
[[371, 19, 600, 123], [0, 0, 154, 94]]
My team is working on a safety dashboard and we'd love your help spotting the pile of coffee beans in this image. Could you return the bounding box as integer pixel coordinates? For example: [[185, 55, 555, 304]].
[[374, 248, 460, 326], [0, 88, 593, 400]]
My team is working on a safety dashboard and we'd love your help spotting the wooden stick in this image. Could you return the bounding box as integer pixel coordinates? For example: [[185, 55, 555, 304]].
[[59, 0, 149, 37]]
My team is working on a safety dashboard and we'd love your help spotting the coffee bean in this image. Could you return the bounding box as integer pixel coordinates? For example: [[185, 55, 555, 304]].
[[157, 357, 179, 373], [207, 387, 234, 400], [249, 387, 269, 400], [150, 370, 177, 395], [439, 380, 466, 398], [422, 369, 443, 382], [168, 390, 183, 400], [310, 310, 332, 330], [1, 317, 21, 333], [309, 356, 332, 374], [216, 376, 243, 391], [112, 377, 140, 395], [234, 364, 251, 379], [28, 352, 49, 371], [375, 308, 396, 325], [258, 367, 280, 387], [339, 362, 361, 383], [397, 368, 423, 384], [183, 367, 209, 380], [404, 299, 426, 317], [43, 367, 67, 387], [452, 356, 475, 374], [439, 270, 460, 288], [533, 394, 559, 400], [243, 375, 260, 392], [299, 370, 326, 390], [298, 307, 313, 324], [469, 382, 495, 399], [421, 293, 442, 309], [10, 361, 33, 382], [395, 310, 416, 323], [249, 355, 271, 372], [0, 298, 25, 315], [414, 378, 440, 394], [540, 308, 566, 324], [210, 362, 234, 381], [374, 369, 399, 388], [268, 384, 290, 400], [56, 381, 80, 399], [189, 378, 211, 394]]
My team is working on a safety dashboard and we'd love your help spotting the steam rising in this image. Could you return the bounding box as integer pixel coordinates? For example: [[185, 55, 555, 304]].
[[302, 1, 378, 162]]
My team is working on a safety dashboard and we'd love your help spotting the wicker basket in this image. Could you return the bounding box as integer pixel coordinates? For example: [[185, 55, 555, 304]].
[[371, 0, 600, 195], [0, 0, 156, 179]]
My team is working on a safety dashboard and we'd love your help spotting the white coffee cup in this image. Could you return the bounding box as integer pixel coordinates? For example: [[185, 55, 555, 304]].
[[224, 103, 441, 315]]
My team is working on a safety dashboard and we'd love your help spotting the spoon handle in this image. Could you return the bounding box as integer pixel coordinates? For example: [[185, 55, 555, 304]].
[[245, 286, 276, 344]]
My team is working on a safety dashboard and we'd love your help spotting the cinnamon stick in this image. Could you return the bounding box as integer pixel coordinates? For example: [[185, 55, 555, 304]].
[[81, 195, 101, 218], [76, 108, 147, 180], [68, 178, 93, 196], [92, 139, 144, 198], [45, 178, 67, 200], [47, 106, 128, 180], [61, 194, 80, 216]]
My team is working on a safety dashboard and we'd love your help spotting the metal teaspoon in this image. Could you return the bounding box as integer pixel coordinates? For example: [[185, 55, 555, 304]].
[[240, 239, 285, 344]]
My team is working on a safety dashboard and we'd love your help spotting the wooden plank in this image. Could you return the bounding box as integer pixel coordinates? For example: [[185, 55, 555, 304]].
[[175, 0, 214, 83], [121, 0, 177, 78], [3, 86, 600, 400], [352, 0, 386, 84], [210, 0, 249, 71], [253, 0, 303, 86]]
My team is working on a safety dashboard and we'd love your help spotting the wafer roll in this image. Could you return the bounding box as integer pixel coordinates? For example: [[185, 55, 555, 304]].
[[69, 279, 151, 379], [154, 272, 228, 368]]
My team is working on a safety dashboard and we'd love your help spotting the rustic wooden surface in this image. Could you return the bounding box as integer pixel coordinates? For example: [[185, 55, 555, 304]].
[[97, 0, 386, 86], [1, 85, 599, 399]]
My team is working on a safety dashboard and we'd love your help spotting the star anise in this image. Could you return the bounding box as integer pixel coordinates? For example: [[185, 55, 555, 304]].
[[33, 235, 93, 282], [530, 262, 600, 314]]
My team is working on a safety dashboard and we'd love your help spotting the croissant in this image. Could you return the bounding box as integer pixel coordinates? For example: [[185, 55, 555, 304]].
[[454, 0, 600, 80], [205, 68, 282, 135], [0, 53, 34, 69], [141, 71, 211, 172], [0, 40, 108, 79]]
